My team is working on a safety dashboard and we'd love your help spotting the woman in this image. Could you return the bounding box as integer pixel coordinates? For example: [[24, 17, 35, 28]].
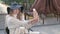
[[5, 3, 39, 34]]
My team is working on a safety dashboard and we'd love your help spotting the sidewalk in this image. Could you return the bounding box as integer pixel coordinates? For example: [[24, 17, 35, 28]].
[[31, 24, 60, 34]]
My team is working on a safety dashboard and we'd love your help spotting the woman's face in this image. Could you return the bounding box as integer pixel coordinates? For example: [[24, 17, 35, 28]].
[[12, 9, 20, 15]]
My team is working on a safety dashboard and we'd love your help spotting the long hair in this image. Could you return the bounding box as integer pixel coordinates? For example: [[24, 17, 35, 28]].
[[7, 7, 10, 14]]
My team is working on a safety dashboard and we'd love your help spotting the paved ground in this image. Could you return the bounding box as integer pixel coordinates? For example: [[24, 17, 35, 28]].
[[0, 30, 6, 34], [0, 17, 60, 34], [31, 24, 60, 34], [34, 17, 60, 26], [1, 24, 60, 34], [30, 17, 60, 34]]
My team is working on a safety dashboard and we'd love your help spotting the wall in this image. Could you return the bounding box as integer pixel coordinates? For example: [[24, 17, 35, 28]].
[[0, 14, 7, 34]]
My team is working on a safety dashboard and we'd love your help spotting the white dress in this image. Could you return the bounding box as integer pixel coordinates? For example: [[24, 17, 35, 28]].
[[5, 15, 33, 34]]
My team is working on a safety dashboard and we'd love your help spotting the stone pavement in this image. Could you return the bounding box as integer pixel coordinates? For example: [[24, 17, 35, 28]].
[[31, 24, 60, 34], [1, 24, 60, 34], [0, 30, 6, 34]]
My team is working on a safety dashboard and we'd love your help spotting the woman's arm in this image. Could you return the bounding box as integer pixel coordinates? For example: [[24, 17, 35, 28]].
[[8, 17, 28, 29], [24, 8, 39, 29], [28, 8, 39, 25]]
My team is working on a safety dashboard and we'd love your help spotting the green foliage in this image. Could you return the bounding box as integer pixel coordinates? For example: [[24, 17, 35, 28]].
[[29, 0, 35, 3], [1, 0, 34, 5]]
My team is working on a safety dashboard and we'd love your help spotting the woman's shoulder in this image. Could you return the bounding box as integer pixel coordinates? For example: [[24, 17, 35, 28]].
[[6, 15, 13, 20], [6, 15, 10, 18]]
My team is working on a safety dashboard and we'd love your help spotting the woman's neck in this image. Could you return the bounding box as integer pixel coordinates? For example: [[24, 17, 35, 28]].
[[9, 14, 17, 18]]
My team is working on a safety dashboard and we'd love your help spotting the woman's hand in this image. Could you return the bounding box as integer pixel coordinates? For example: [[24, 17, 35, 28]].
[[25, 8, 39, 29]]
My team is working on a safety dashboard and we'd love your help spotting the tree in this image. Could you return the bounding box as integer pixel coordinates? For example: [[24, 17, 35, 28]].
[[1, 0, 34, 5]]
